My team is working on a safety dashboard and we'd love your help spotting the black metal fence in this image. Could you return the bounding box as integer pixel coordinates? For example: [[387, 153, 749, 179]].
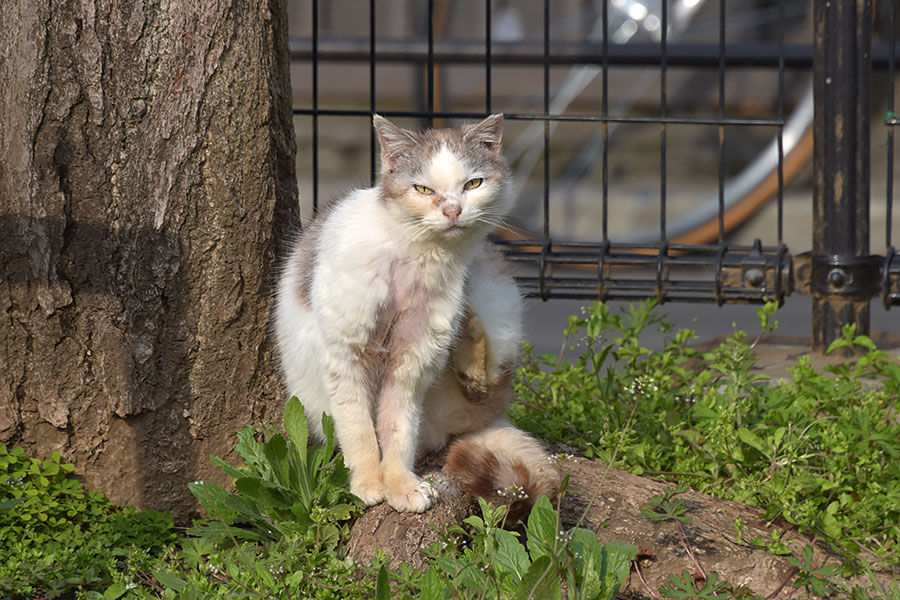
[[291, 0, 899, 350]]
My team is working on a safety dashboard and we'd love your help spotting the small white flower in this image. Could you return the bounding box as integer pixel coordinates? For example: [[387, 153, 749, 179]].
[[550, 452, 576, 465]]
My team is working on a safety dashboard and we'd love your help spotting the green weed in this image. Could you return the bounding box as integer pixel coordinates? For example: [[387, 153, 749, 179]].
[[187, 397, 362, 545], [381, 493, 636, 600], [147, 397, 370, 599], [511, 299, 900, 583], [0, 445, 177, 599], [7, 301, 900, 599]]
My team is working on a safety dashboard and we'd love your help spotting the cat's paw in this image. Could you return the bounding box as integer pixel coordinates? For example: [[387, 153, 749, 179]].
[[383, 471, 439, 513], [350, 474, 385, 506]]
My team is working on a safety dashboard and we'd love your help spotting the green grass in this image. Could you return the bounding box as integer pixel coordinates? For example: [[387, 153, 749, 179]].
[[3, 300, 899, 599], [510, 300, 900, 577], [0, 445, 177, 598]]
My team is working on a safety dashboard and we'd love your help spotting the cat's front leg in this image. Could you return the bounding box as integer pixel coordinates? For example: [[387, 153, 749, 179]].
[[326, 368, 385, 505], [376, 371, 439, 512], [377, 291, 463, 512], [319, 294, 384, 506], [317, 273, 391, 507]]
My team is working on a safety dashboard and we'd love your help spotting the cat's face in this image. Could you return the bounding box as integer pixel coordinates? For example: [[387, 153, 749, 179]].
[[374, 114, 512, 241]]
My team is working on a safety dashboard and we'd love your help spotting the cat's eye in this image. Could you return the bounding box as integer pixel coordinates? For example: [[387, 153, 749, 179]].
[[414, 184, 435, 195], [464, 178, 483, 191]]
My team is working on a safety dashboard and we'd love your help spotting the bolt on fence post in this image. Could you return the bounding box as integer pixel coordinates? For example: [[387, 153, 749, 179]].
[[812, 0, 874, 352]]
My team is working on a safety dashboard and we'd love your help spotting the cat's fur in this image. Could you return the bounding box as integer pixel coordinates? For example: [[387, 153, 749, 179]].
[[273, 114, 559, 516]]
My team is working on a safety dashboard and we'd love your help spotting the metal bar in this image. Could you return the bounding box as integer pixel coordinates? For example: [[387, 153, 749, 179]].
[[501, 239, 773, 252], [427, 0, 434, 125], [291, 108, 783, 127], [777, 0, 786, 246], [812, 0, 874, 351], [498, 234, 792, 296], [292, 38, 900, 70], [888, 0, 896, 250], [776, 129, 785, 245], [542, 0, 550, 244], [538, 0, 550, 301], [517, 254, 726, 267], [485, 0, 491, 113], [717, 0, 726, 244], [369, 0, 376, 187], [515, 291, 717, 302], [519, 279, 723, 292], [660, 0, 668, 244], [501, 248, 784, 265], [601, 0, 609, 243], [312, 0, 319, 212], [287, 38, 843, 68], [885, 250, 900, 308]]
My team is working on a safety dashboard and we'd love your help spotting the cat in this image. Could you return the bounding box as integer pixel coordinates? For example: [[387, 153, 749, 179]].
[[273, 114, 560, 517]]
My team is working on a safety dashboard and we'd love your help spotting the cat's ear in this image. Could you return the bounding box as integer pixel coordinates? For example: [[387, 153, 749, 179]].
[[373, 114, 418, 171], [464, 113, 503, 158]]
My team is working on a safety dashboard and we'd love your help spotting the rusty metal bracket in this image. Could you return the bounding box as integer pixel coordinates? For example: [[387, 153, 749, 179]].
[[884, 248, 900, 308], [794, 252, 883, 300], [718, 240, 793, 304], [810, 255, 882, 300]]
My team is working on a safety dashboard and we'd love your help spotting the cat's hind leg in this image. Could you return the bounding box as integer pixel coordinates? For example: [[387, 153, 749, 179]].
[[444, 419, 561, 524]]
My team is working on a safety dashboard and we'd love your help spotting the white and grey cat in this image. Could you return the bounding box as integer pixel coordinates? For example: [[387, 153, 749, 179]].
[[274, 114, 559, 516]]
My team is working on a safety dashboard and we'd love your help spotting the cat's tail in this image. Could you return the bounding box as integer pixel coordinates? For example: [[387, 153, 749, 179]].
[[443, 420, 562, 524]]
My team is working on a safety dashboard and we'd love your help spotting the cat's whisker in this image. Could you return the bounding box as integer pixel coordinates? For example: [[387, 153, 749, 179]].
[[492, 222, 531, 238], [472, 215, 508, 230], [399, 216, 436, 242], [474, 209, 511, 220], [407, 224, 437, 243]]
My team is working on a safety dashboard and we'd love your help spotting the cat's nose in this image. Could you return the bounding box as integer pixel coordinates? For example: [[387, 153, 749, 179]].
[[443, 203, 461, 220]]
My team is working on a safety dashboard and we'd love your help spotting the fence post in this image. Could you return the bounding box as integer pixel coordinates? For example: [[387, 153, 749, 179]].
[[812, 0, 877, 352]]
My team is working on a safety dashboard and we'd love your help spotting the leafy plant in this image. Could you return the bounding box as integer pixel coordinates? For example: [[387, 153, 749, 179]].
[[187, 397, 362, 546], [0, 445, 177, 599], [659, 572, 748, 600], [639, 483, 691, 525], [146, 531, 378, 600], [150, 398, 372, 599], [786, 544, 843, 597], [10, 300, 900, 600], [393, 494, 637, 600], [511, 299, 900, 575]]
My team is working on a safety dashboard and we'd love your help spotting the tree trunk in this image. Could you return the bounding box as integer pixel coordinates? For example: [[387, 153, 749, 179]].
[[0, 0, 299, 520]]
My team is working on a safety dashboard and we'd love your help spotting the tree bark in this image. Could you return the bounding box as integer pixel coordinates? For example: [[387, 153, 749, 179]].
[[0, 0, 299, 520]]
